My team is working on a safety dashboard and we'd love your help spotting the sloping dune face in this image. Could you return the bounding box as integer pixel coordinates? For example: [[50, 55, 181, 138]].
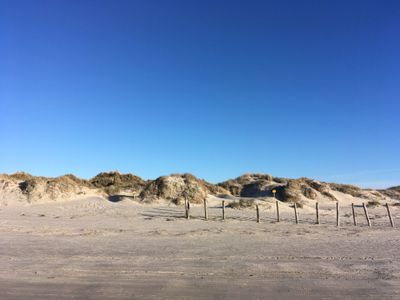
[[380, 186, 400, 200], [139, 173, 228, 205], [218, 174, 392, 205], [0, 173, 102, 206]]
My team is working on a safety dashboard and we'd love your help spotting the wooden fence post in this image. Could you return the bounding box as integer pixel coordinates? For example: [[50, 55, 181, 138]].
[[222, 200, 225, 220], [362, 202, 371, 227], [316, 202, 319, 224], [203, 199, 208, 220], [386, 203, 394, 228], [336, 202, 340, 228], [256, 205, 260, 223], [351, 203, 357, 226], [276, 200, 280, 222], [186, 201, 190, 220], [184, 198, 188, 218], [294, 203, 298, 224]]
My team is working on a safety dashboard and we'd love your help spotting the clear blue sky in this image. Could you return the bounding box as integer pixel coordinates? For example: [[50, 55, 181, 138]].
[[1, 0, 399, 188]]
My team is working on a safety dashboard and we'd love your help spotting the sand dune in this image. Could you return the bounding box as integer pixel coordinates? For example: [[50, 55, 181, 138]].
[[1, 171, 399, 207]]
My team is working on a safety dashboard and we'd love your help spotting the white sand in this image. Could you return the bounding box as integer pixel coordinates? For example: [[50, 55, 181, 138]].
[[0, 196, 399, 299]]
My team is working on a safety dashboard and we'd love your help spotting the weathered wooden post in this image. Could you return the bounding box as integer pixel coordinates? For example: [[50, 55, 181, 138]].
[[222, 200, 225, 220], [336, 201, 340, 228], [315, 202, 319, 224], [351, 203, 357, 226], [294, 203, 298, 224], [203, 199, 208, 220], [276, 200, 280, 222], [186, 201, 190, 220], [386, 203, 394, 228], [256, 205, 260, 223], [184, 197, 188, 218], [362, 202, 371, 227]]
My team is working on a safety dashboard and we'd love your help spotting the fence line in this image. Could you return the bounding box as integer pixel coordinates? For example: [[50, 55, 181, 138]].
[[181, 200, 396, 228]]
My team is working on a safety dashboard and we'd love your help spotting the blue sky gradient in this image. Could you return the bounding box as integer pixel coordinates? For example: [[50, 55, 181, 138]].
[[1, 0, 399, 187]]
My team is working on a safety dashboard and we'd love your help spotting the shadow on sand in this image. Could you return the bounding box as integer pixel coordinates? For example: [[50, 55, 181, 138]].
[[140, 207, 185, 219], [108, 195, 136, 203]]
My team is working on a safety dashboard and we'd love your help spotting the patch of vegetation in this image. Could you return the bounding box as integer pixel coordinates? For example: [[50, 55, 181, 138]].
[[19, 179, 36, 194], [367, 200, 380, 207], [388, 186, 400, 191], [330, 183, 367, 198], [90, 171, 146, 195], [226, 199, 255, 209], [302, 187, 317, 199], [217, 173, 273, 196], [290, 202, 303, 208], [321, 191, 337, 201], [272, 177, 288, 184]]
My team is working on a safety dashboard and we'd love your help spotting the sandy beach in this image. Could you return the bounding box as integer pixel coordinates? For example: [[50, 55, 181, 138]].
[[1, 196, 399, 299]]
